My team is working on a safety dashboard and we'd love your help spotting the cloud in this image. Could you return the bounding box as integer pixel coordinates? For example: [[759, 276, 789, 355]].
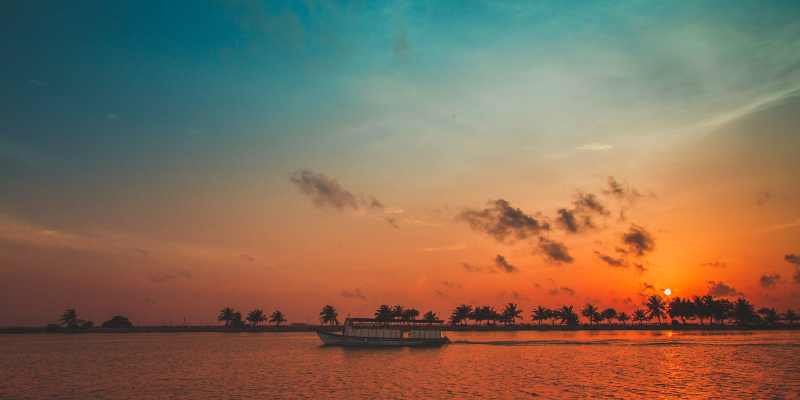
[[759, 273, 782, 289], [706, 281, 742, 297], [701, 261, 726, 268], [442, 281, 462, 289], [755, 191, 772, 205], [576, 143, 613, 150], [547, 278, 575, 297], [794, 270, 800, 285], [538, 238, 573, 264], [534, 282, 542, 289], [144, 296, 157, 304], [419, 244, 467, 252], [595, 251, 627, 268], [385, 218, 399, 229], [240, 254, 255, 262], [458, 199, 549, 244], [636, 282, 661, 302], [401, 217, 442, 227], [290, 169, 360, 211], [132, 247, 148, 256], [340, 288, 366, 299], [460, 262, 487, 273], [556, 191, 609, 233], [177, 270, 193, 279], [367, 195, 383, 209], [433, 289, 450, 299], [633, 263, 647, 276], [786, 254, 800, 265], [493, 254, 518, 273], [621, 225, 656, 257], [383, 207, 404, 214]]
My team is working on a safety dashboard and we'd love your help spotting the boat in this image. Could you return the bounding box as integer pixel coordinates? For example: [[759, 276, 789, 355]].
[[315, 317, 451, 346]]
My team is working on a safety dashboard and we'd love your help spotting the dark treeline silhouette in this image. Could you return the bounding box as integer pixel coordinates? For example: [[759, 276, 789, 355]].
[[218, 307, 287, 328]]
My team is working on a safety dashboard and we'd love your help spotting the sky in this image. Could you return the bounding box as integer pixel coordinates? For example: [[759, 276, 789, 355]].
[[1, 0, 799, 326]]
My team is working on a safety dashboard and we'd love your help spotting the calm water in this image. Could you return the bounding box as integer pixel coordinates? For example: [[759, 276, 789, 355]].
[[2, 330, 799, 399]]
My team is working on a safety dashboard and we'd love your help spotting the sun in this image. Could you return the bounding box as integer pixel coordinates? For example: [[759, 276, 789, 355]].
[[664, 288, 672, 296]]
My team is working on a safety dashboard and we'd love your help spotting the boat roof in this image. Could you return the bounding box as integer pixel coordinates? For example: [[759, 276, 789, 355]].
[[345, 317, 444, 324]]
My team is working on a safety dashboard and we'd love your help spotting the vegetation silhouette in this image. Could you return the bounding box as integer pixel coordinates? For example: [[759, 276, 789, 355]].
[[59, 308, 86, 329], [617, 312, 630, 325], [319, 305, 339, 326], [601, 308, 617, 325], [531, 306, 550, 325], [782, 309, 798, 325], [218, 307, 234, 327], [270, 311, 287, 326], [422, 311, 438, 321], [101, 316, 132, 328], [246, 309, 267, 328], [633, 309, 649, 325], [581, 303, 600, 326], [646, 295, 667, 325]]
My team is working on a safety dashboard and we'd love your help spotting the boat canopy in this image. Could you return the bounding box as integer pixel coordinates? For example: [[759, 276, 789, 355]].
[[345, 317, 444, 324]]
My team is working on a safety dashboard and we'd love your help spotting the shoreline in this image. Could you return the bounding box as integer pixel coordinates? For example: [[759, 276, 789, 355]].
[[2, 324, 798, 334]]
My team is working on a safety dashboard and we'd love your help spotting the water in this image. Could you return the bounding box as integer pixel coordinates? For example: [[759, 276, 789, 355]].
[[2, 330, 799, 399]]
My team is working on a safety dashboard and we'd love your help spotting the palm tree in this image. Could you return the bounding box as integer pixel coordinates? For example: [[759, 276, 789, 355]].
[[558, 305, 580, 325], [422, 311, 438, 321], [59, 308, 86, 328], [646, 295, 667, 325], [581, 303, 599, 326], [218, 307, 234, 327], [601, 308, 617, 325], [731, 298, 759, 326], [617, 312, 631, 325], [374, 305, 392, 319], [318, 305, 339, 326], [758, 308, 779, 325], [453, 304, 473, 326], [246, 309, 267, 327], [692, 295, 708, 325], [632, 309, 648, 325], [781, 309, 798, 325], [402, 308, 420, 322], [269, 310, 287, 326], [531, 306, 551, 325], [231, 312, 244, 328], [501, 303, 523, 325], [391, 305, 404, 320]]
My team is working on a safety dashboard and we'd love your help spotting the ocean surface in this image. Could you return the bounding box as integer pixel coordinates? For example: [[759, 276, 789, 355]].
[[2, 330, 799, 399]]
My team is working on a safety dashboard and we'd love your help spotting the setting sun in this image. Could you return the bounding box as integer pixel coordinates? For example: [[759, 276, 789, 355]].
[[664, 289, 672, 296]]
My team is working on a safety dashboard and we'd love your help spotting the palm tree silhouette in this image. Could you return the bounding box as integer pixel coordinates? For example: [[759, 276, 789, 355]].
[[59, 308, 86, 328], [617, 312, 630, 325], [391, 305, 404, 320], [531, 306, 550, 325], [375, 305, 392, 319], [581, 303, 599, 326], [402, 308, 420, 322], [692, 295, 708, 325], [782, 309, 798, 325], [632, 309, 648, 325], [731, 298, 758, 325], [269, 311, 287, 326], [422, 311, 438, 321], [218, 307, 234, 327], [246, 309, 267, 327], [231, 312, 244, 328], [757, 308, 779, 325], [453, 304, 472, 326], [319, 305, 339, 325], [601, 308, 617, 325], [501, 303, 523, 325], [646, 295, 667, 325], [558, 305, 580, 325]]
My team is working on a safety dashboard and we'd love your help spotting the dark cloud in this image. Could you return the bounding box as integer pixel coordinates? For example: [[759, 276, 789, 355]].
[[759, 273, 782, 289], [132, 248, 148, 256], [460, 262, 488, 273], [706, 281, 742, 297], [573, 191, 608, 216], [623, 297, 633, 304], [621, 225, 656, 256], [538, 238, 573, 264], [534, 282, 542, 289], [177, 270, 193, 279], [786, 254, 800, 265], [701, 261, 726, 268], [340, 288, 366, 299], [636, 282, 660, 302], [755, 191, 772, 205], [595, 251, 627, 268], [494, 254, 518, 273], [602, 176, 643, 203], [240, 254, 255, 263], [458, 199, 549, 244], [633, 263, 647, 276], [546, 278, 575, 297], [385, 218, 399, 229], [794, 270, 800, 285], [511, 291, 524, 301], [442, 281, 462, 289], [144, 296, 157, 304], [555, 191, 609, 233], [433, 289, 449, 299], [291, 169, 383, 212], [555, 208, 580, 233]]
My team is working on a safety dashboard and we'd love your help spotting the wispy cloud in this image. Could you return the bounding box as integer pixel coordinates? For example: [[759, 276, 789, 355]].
[[290, 169, 383, 212], [419, 243, 466, 252], [576, 143, 613, 150], [340, 288, 366, 299]]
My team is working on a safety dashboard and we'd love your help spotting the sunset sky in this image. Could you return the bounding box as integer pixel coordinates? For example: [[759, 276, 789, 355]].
[[1, 1, 799, 326]]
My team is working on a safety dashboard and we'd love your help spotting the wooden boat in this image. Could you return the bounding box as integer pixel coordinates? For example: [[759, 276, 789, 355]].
[[315, 317, 450, 346]]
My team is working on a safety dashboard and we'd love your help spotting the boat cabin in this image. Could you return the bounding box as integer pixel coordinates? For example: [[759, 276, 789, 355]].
[[342, 317, 446, 339]]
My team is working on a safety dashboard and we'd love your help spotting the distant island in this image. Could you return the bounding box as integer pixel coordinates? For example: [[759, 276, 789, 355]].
[[2, 294, 799, 335]]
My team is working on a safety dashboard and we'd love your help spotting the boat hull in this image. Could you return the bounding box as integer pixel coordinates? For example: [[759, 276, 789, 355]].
[[315, 330, 450, 346]]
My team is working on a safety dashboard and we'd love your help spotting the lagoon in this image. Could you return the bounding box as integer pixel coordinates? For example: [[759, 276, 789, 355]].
[[2, 330, 799, 398]]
